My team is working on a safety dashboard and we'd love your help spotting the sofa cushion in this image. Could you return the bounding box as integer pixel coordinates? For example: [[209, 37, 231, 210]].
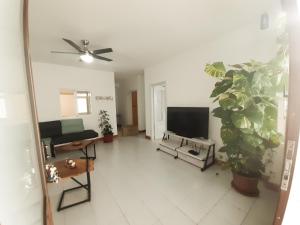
[[39, 120, 62, 138], [51, 130, 98, 145], [61, 119, 84, 134]]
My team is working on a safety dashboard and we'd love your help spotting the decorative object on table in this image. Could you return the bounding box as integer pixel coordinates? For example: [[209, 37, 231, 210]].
[[99, 110, 114, 143], [204, 22, 288, 196], [45, 164, 59, 183], [65, 159, 76, 169]]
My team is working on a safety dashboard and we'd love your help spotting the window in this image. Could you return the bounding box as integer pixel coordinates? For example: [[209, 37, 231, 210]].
[[59, 90, 91, 117], [76, 91, 91, 115]]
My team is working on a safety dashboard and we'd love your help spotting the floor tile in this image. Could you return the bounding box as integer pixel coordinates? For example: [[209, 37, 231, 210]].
[[48, 135, 279, 225], [160, 206, 196, 225]]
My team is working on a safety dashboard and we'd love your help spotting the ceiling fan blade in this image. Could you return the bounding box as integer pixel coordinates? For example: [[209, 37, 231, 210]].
[[62, 38, 84, 53], [92, 48, 113, 55], [91, 53, 113, 61], [51, 51, 80, 54]]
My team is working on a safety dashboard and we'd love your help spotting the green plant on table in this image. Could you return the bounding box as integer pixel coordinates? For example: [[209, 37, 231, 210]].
[[99, 110, 113, 136]]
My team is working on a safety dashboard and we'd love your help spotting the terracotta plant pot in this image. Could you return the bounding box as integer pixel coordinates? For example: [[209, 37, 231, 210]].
[[103, 134, 113, 143], [231, 171, 259, 197]]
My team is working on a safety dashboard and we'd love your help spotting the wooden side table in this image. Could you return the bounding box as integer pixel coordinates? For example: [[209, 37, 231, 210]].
[[53, 159, 94, 211], [54, 139, 97, 160]]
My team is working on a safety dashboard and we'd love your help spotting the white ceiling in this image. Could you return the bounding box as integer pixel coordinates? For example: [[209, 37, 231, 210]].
[[29, 0, 280, 76]]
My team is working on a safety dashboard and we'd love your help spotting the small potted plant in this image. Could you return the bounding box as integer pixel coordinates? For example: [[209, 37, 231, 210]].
[[99, 110, 114, 143]]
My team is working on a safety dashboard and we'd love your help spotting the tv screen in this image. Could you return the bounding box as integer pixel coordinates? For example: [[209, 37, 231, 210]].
[[167, 107, 209, 139]]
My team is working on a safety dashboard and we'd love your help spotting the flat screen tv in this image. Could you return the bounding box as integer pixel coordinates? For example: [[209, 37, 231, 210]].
[[167, 107, 209, 139]]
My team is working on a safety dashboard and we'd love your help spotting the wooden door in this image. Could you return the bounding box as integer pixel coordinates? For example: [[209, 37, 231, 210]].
[[132, 91, 138, 126]]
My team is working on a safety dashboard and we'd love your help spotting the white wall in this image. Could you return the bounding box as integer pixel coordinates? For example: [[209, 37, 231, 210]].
[[144, 20, 285, 184], [145, 22, 278, 144], [32, 62, 118, 136], [115, 74, 146, 131]]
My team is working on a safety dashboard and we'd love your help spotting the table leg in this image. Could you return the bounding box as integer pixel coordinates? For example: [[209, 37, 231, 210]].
[[80, 144, 96, 160], [57, 173, 91, 211]]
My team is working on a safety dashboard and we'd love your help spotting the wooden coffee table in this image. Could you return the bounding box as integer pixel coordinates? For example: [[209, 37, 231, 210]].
[[53, 159, 94, 211], [54, 139, 96, 160]]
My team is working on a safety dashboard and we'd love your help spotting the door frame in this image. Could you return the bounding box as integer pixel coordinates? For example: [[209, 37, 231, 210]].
[[23, 1, 52, 224], [150, 81, 167, 140], [273, 0, 300, 224]]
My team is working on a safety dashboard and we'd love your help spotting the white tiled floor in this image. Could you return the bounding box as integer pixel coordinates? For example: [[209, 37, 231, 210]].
[[48, 135, 279, 225]]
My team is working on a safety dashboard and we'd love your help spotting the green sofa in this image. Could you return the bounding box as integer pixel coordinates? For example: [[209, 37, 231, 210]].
[[39, 118, 98, 157]]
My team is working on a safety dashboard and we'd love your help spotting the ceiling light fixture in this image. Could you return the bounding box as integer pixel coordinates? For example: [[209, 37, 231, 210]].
[[80, 53, 94, 63]]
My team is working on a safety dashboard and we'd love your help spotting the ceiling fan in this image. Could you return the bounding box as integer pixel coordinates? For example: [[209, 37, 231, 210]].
[[51, 38, 113, 63]]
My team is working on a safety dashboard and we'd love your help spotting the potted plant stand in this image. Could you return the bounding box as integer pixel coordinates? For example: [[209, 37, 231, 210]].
[[205, 58, 285, 197], [103, 134, 113, 143], [99, 110, 114, 143], [231, 172, 259, 197]]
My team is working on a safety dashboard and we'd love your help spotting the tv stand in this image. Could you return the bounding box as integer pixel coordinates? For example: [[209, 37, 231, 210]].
[[157, 132, 215, 171], [157, 131, 184, 157]]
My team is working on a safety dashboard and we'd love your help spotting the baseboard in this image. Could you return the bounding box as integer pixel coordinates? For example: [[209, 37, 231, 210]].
[[145, 135, 151, 140], [139, 130, 146, 133], [94, 134, 118, 142], [262, 177, 280, 192]]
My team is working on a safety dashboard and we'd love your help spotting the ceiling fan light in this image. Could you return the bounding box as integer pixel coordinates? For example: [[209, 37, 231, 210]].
[[80, 53, 94, 63]]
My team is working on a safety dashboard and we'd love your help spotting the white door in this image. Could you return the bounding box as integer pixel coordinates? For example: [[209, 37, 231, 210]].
[[153, 85, 166, 139], [0, 1, 44, 225]]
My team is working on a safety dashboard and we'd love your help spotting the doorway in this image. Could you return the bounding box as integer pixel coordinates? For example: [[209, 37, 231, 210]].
[[131, 90, 138, 127], [152, 82, 167, 140]]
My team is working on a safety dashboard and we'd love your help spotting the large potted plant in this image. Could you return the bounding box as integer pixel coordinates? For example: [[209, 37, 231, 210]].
[[204, 58, 285, 196], [99, 110, 114, 143]]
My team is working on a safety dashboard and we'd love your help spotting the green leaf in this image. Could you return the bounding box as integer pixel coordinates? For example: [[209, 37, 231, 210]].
[[240, 128, 254, 134], [210, 79, 233, 97], [205, 62, 226, 78], [244, 104, 264, 125], [219, 146, 228, 152], [221, 126, 239, 144], [265, 105, 277, 120], [212, 107, 232, 125], [242, 134, 263, 148], [219, 93, 237, 110], [231, 112, 252, 129], [230, 64, 243, 69], [225, 70, 235, 78], [244, 157, 264, 176], [232, 92, 250, 109], [265, 132, 282, 148], [233, 73, 249, 89], [212, 107, 227, 118], [213, 97, 219, 103]]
